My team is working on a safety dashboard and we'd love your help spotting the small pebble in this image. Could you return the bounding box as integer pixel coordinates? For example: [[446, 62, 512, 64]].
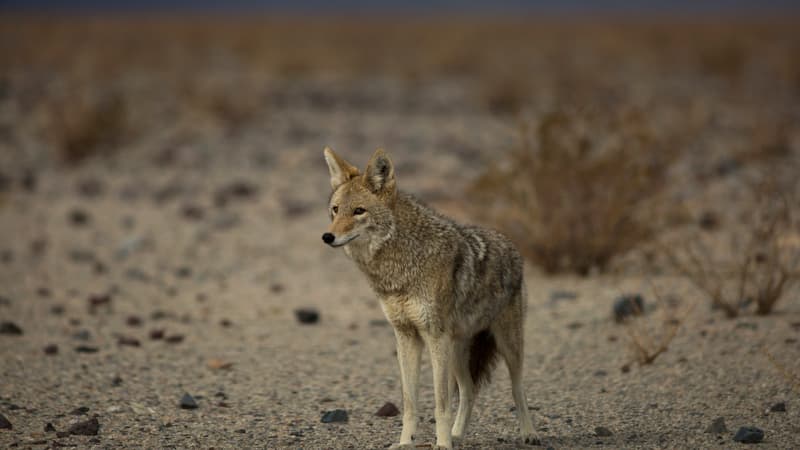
[[70, 406, 90, 416], [68, 208, 91, 226], [733, 426, 764, 444], [295, 308, 320, 324], [75, 345, 99, 353], [595, 426, 613, 437], [180, 393, 198, 410], [769, 402, 786, 412], [0, 321, 22, 335], [149, 329, 165, 340], [165, 334, 184, 344], [321, 409, 348, 423], [43, 344, 59, 355], [375, 402, 399, 417], [67, 416, 100, 435], [613, 294, 644, 322], [0, 412, 11, 429], [44, 422, 56, 433], [126, 315, 142, 327], [117, 336, 141, 347]]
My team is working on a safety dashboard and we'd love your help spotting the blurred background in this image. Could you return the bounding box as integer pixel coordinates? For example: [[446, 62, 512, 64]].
[[1, 1, 800, 448]]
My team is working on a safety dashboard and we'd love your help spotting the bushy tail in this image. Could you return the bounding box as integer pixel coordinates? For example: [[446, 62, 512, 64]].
[[469, 329, 499, 388]]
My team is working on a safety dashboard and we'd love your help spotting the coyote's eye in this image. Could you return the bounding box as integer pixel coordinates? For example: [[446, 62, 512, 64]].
[[353, 207, 366, 215], [332, 206, 338, 214]]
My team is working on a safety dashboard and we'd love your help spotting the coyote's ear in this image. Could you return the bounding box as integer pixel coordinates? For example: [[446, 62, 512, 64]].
[[364, 148, 395, 195], [324, 147, 360, 190]]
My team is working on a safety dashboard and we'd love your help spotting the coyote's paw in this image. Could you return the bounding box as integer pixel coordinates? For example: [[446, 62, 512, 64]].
[[522, 434, 542, 446]]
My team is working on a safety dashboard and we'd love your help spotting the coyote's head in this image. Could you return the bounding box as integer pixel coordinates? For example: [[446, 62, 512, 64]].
[[322, 147, 397, 250]]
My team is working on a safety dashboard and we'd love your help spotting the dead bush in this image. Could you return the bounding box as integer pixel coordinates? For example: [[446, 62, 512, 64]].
[[470, 109, 676, 275], [47, 88, 128, 164], [662, 179, 800, 317], [624, 281, 694, 366]]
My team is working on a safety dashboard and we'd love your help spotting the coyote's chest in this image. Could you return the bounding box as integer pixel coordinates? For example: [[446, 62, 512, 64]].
[[379, 295, 432, 334]]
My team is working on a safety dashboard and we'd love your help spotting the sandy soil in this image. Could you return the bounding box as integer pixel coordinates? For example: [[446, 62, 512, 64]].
[[1, 74, 799, 450]]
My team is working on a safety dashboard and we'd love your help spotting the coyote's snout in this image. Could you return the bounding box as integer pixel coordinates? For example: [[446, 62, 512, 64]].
[[322, 147, 537, 449]]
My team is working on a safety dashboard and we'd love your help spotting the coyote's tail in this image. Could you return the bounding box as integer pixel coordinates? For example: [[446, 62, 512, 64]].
[[469, 329, 499, 388]]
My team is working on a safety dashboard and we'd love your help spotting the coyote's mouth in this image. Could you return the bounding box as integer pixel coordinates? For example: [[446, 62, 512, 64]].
[[331, 234, 359, 247]]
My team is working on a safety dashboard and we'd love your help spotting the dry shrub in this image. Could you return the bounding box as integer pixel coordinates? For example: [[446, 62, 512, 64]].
[[471, 109, 675, 275], [625, 281, 694, 366], [662, 179, 800, 317], [47, 88, 128, 164]]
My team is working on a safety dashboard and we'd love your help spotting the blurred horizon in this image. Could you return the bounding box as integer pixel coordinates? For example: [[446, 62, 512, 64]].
[[3, 0, 800, 15]]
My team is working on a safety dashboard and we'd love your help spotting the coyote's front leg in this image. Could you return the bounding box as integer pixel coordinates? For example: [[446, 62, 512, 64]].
[[391, 329, 423, 449], [428, 334, 454, 449]]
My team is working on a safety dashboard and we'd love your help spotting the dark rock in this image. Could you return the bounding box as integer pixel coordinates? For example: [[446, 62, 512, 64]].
[[566, 321, 583, 330], [733, 427, 764, 443], [321, 409, 348, 423], [219, 319, 232, 328], [705, 417, 727, 434], [0, 412, 11, 429], [375, 402, 399, 417], [595, 426, 613, 437], [698, 210, 719, 231], [111, 376, 123, 387], [770, 402, 786, 412], [270, 283, 285, 294], [613, 294, 644, 322], [70, 406, 90, 416], [117, 336, 141, 347], [44, 422, 56, 433], [44, 344, 59, 355], [50, 304, 65, 315], [36, 287, 51, 297], [181, 204, 205, 221], [174, 266, 192, 278], [68, 208, 91, 226], [67, 416, 100, 435], [164, 334, 184, 344], [295, 308, 320, 324], [593, 370, 607, 377], [75, 345, 99, 353], [125, 315, 142, 327], [76, 178, 105, 198], [0, 321, 22, 335], [88, 293, 112, 312], [179, 393, 198, 410], [149, 329, 165, 340]]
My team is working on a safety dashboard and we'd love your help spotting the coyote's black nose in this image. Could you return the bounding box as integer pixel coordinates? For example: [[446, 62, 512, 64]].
[[322, 233, 335, 244]]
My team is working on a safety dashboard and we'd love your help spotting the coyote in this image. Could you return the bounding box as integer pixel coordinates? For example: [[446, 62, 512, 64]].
[[321, 148, 536, 449]]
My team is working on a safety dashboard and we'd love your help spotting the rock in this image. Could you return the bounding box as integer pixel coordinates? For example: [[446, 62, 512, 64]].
[[207, 359, 233, 370], [0, 321, 23, 335], [50, 304, 65, 315], [705, 417, 727, 434], [68, 416, 100, 435], [70, 406, 90, 416], [125, 315, 142, 327], [294, 308, 320, 324], [164, 334, 184, 344], [43, 344, 59, 355], [733, 427, 764, 443], [174, 266, 192, 278], [179, 393, 198, 410], [0, 412, 11, 429], [219, 319, 232, 328], [88, 293, 112, 312], [111, 376, 123, 387], [698, 210, 719, 230], [117, 336, 141, 347], [149, 329, 165, 340], [613, 294, 644, 322], [595, 426, 613, 437], [181, 204, 205, 221], [44, 422, 56, 433], [769, 402, 786, 412], [375, 402, 400, 417], [321, 409, 348, 423], [68, 208, 91, 226], [75, 345, 99, 353]]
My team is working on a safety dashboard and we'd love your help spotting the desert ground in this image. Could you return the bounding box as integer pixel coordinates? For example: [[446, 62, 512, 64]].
[[1, 16, 800, 449]]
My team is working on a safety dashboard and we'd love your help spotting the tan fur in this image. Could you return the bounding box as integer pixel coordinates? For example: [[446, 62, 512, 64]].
[[322, 148, 537, 449]]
